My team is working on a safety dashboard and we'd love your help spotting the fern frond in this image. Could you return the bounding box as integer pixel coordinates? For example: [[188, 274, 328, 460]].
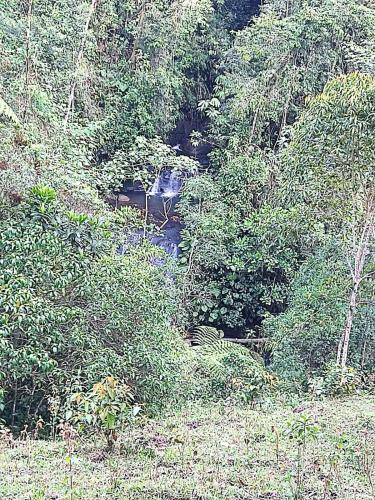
[[192, 325, 251, 377], [0, 97, 20, 125], [192, 325, 224, 346], [192, 325, 265, 378], [192, 325, 245, 354], [193, 326, 274, 399], [193, 325, 250, 353]]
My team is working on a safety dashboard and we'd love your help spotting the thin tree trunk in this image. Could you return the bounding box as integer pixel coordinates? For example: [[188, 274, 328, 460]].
[[64, 0, 99, 127], [24, 0, 33, 120], [339, 282, 359, 367], [337, 197, 374, 367], [130, 1, 146, 67]]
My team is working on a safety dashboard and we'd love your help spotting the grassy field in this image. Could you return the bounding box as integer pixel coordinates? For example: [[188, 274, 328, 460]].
[[1, 396, 375, 499]]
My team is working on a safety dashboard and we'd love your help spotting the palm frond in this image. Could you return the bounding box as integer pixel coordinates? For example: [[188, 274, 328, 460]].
[[0, 97, 20, 125]]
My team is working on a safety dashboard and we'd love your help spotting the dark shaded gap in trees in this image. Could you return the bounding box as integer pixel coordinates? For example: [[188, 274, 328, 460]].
[[221, 0, 261, 31]]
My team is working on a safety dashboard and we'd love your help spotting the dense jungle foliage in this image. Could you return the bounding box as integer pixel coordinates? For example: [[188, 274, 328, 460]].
[[0, 0, 374, 434]]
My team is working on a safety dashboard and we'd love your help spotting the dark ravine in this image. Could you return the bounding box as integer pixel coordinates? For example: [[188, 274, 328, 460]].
[[116, 121, 212, 258], [117, 170, 184, 258], [167, 117, 212, 167]]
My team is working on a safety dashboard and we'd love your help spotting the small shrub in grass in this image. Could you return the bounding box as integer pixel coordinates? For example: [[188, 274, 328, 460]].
[[226, 352, 279, 403], [65, 376, 140, 449], [284, 414, 320, 499], [326, 363, 360, 396], [308, 363, 362, 397], [0, 425, 15, 448]]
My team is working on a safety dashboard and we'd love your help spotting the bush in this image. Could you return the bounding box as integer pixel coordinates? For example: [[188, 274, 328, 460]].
[[267, 242, 349, 386], [0, 187, 190, 431], [0, 205, 89, 429], [79, 243, 189, 411], [64, 376, 140, 449], [321, 363, 361, 397], [191, 326, 278, 403]]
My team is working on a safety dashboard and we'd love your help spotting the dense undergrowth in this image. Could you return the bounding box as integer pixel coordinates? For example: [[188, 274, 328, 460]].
[[0, 0, 374, 465]]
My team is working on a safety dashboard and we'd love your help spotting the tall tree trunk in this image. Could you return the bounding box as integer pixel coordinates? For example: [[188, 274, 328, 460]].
[[338, 281, 360, 367], [337, 196, 374, 367], [64, 0, 99, 127]]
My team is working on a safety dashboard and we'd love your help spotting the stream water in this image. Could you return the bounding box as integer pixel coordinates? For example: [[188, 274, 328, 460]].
[[116, 169, 184, 258], [115, 119, 211, 258]]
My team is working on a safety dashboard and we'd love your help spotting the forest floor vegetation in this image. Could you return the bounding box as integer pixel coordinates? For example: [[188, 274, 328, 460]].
[[1, 396, 374, 499]]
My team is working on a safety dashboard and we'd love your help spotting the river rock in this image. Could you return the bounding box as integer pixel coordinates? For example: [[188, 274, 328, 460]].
[[118, 194, 130, 203]]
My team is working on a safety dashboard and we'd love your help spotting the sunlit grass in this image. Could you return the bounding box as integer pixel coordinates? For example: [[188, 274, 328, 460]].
[[1, 396, 374, 499]]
